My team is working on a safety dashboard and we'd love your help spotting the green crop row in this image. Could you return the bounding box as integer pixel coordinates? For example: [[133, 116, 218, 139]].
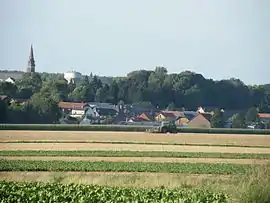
[[0, 181, 228, 203], [0, 123, 270, 134], [1, 150, 270, 159], [0, 160, 253, 174]]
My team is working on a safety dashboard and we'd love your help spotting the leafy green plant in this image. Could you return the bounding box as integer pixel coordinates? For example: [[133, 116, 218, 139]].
[[0, 181, 228, 203], [0, 160, 251, 174], [1, 150, 270, 159]]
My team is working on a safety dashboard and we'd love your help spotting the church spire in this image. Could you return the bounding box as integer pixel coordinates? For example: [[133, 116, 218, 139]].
[[27, 44, 35, 73]]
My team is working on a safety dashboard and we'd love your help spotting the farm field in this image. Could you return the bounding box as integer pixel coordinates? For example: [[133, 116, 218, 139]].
[[1, 142, 270, 153], [0, 130, 270, 202], [1, 130, 270, 147]]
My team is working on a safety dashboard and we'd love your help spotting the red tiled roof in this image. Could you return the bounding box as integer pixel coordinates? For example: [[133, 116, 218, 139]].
[[160, 112, 176, 118], [258, 113, 270, 119], [59, 102, 88, 110], [162, 111, 183, 117], [130, 117, 149, 122]]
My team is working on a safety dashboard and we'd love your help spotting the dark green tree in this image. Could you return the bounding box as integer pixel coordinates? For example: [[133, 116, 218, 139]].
[[245, 107, 259, 124], [0, 100, 8, 123], [166, 102, 176, 110], [210, 108, 225, 128], [231, 112, 246, 128]]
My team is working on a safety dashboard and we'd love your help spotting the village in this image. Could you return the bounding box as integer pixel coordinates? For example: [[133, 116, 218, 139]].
[[54, 101, 269, 129]]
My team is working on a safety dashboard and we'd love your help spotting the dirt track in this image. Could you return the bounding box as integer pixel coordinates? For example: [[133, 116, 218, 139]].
[[1, 156, 269, 164], [1, 131, 270, 147], [1, 143, 270, 154]]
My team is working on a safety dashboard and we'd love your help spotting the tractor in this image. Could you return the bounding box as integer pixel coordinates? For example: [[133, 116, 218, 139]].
[[146, 120, 178, 133]]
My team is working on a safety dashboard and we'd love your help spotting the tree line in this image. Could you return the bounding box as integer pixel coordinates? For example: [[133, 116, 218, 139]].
[[0, 67, 269, 124]]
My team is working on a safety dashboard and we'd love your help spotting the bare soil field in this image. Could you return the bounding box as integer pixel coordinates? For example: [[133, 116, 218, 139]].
[[0, 171, 236, 189], [0, 131, 270, 147], [1, 156, 269, 164], [1, 143, 270, 153]]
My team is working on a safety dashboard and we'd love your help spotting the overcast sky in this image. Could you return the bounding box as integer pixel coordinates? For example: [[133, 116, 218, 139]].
[[1, 0, 269, 85]]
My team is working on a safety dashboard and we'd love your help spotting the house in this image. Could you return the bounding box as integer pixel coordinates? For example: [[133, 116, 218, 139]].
[[128, 105, 159, 117], [258, 113, 270, 123], [162, 110, 183, 117], [128, 117, 149, 122], [186, 113, 212, 128], [0, 95, 12, 105], [137, 112, 158, 121], [10, 98, 28, 105], [183, 111, 198, 120], [155, 111, 176, 122], [58, 102, 89, 118], [0, 95, 9, 101], [0, 71, 23, 83], [174, 111, 198, 126], [81, 102, 119, 124], [5, 77, 15, 84], [88, 103, 118, 118], [175, 117, 190, 126]]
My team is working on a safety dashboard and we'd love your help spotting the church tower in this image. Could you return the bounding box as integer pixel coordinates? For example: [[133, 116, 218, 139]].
[[27, 44, 35, 73]]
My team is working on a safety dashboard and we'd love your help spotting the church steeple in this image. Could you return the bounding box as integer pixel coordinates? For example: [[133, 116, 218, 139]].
[[27, 44, 35, 73]]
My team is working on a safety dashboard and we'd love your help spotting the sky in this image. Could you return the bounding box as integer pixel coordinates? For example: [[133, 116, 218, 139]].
[[1, 0, 270, 85]]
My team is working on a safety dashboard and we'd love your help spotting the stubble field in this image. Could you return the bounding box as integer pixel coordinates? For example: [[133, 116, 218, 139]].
[[0, 130, 270, 202]]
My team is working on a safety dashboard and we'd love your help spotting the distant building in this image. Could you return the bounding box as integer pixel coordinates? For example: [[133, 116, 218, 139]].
[[27, 44, 35, 73], [5, 77, 15, 84], [64, 71, 82, 84], [58, 102, 89, 118]]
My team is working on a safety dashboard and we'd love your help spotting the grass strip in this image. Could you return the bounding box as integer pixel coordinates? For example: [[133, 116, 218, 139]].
[[0, 160, 254, 174], [0, 150, 269, 159], [1, 140, 269, 148]]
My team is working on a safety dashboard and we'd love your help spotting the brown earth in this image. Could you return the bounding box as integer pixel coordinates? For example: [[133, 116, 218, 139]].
[[1, 156, 269, 164], [0, 131, 270, 147], [1, 143, 270, 153]]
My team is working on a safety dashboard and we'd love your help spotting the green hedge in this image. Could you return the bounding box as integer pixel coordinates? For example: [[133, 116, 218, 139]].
[[0, 124, 152, 132], [177, 127, 270, 134], [0, 124, 269, 134]]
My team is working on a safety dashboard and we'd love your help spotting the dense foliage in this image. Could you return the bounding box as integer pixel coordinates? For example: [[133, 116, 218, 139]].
[[1, 68, 270, 124], [0, 160, 251, 174], [1, 150, 270, 159], [0, 181, 228, 203]]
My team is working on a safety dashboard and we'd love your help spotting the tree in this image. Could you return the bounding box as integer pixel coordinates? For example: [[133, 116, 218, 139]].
[[210, 108, 224, 128], [29, 92, 61, 124], [16, 73, 42, 98], [245, 107, 259, 124], [95, 87, 107, 102], [0, 100, 8, 123], [259, 93, 270, 113], [231, 112, 246, 128], [0, 82, 17, 97], [132, 101, 155, 109], [166, 102, 176, 111], [108, 80, 119, 104]]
